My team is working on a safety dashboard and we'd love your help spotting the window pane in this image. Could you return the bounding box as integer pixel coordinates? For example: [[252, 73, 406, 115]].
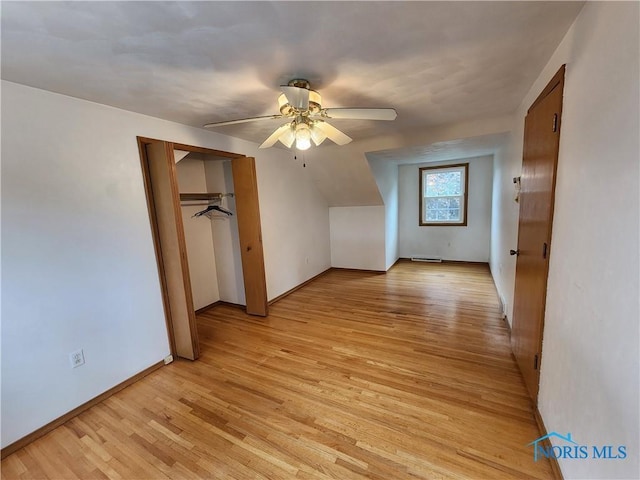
[[425, 195, 464, 223], [426, 197, 439, 209], [436, 197, 450, 209], [425, 171, 461, 197]]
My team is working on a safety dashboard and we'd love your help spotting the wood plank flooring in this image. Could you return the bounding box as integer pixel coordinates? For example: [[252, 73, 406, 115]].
[[1, 262, 553, 479]]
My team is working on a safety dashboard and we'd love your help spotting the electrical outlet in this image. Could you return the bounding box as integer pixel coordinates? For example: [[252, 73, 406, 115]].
[[69, 349, 85, 368]]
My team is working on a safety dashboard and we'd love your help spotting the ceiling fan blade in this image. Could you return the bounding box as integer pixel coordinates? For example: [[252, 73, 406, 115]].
[[203, 114, 283, 128], [309, 125, 327, 146], [280, 85, 309, 111], [259, 123, 293, 149], [323, 108, 397, 121], [313, 121, 352, 146]]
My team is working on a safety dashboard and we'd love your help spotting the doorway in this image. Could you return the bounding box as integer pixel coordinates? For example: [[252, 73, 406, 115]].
[[137, 138, 268, 360], [511, 65, 565, 403]]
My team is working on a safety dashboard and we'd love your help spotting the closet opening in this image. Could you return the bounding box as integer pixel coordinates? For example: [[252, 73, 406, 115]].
[[137, 138, 268, 361]]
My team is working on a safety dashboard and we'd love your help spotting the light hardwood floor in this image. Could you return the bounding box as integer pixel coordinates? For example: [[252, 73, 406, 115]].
[[1, 262, 554, 479]]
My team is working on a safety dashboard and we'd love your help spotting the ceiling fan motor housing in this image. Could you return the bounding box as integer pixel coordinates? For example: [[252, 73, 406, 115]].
[[287, 79, 311, 89], [278, 79, 322, 116], [278, 93, 322, 116]]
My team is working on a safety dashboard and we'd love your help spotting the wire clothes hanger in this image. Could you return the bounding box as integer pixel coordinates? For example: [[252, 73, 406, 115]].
[[192, 204, 233, 218]]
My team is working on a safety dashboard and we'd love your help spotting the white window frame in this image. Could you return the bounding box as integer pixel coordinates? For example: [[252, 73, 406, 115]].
[[419, 163, 469, 226]]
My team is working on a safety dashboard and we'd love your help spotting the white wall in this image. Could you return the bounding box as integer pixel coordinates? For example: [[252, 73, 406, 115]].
[[176, 157, 221, 310], [489, 146, 519, 321], [368, 157, 399, 270], [399, 156, 493, 262], [254, 156, 331, 299], [329, 206, 386, 271], [490, 3, 639, 478], [0, 80, 331, 448], [307, 115, 512, 273]]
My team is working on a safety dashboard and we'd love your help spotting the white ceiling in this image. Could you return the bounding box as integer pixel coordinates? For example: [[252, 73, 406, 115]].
[[1, 1, 584, 147]]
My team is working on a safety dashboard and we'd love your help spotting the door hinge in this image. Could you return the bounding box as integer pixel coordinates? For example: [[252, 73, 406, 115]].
[[534, 354, 539, 370], [542, 242, 548, 259], [552, 113, 558, 132]]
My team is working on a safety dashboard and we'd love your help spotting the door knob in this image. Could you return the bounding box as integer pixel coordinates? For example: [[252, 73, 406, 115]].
[[510, 249, 520, 256]]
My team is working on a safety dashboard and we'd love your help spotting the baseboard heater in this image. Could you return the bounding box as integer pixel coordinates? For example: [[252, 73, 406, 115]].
[[411, 256, 442, 263]]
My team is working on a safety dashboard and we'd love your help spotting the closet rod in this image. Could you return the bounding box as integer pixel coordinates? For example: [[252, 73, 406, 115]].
[[181, 201, 216, 206], [179, 192, 234, 202]]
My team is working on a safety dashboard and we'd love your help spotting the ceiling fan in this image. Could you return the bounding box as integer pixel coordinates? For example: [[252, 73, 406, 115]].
[[203, 79, 397, 150]]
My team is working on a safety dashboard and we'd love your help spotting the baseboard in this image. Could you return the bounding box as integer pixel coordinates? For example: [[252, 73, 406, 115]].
[[268, 268, 332, 305], [332, 260, 489, 273], [0, 360, 164, 459], [442, 259, 489, 266], [487, 264, 509, 333], [503, 315, 511, 337], [216, 301, 245, 310], [195, 300, 249, 314], [195, 300, 221, 314], [387, 257, 403, 270], [330, 267, 386, 274], [533, 408, 564, 480]]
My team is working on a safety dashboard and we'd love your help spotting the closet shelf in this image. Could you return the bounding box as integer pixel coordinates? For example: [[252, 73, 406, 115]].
[[179, 193, 233, 201]]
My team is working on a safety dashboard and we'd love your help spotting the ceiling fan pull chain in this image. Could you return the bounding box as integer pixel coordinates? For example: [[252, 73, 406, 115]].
[[293, 153, 306, 168]]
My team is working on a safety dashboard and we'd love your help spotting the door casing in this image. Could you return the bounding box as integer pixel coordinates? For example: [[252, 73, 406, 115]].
[[137, 138, 268, 360]]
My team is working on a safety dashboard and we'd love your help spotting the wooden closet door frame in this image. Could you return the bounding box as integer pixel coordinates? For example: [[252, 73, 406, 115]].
[[231, 156, 269, 316], [140, 139, 195, 359], [137, 137, 268, 360]]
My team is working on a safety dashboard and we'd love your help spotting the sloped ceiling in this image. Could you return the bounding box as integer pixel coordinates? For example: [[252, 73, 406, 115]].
[[1, 1, 583, 146], [367, 133, 510, 166]]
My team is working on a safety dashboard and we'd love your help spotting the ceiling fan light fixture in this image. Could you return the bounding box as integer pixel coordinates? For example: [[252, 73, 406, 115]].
[[294, 122, 312, 151], [310, 124, 327, 146], [277, 123, 296, 148]]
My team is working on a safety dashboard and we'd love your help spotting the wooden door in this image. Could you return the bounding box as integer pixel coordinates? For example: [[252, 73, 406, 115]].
[[142, 140, 199, 360], [511, 65, 565, 402], [232, 156, 268, 316]]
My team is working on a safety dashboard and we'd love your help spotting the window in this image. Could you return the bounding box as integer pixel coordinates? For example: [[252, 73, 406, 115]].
[[419, 163, 468, 226]]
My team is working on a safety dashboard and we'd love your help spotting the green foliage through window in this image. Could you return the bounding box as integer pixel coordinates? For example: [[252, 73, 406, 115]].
[[419, 164, 468, 226]]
